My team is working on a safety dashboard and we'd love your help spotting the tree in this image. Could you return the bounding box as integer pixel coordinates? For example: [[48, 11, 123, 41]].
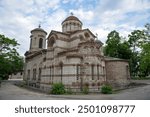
[[0, 34, 24, 80], [128, 30, 146, 77], [104, 30, 121, 57], [104, 30, 132, 59], [139, 23, 150, 77], [139, 43, 150, 76], [104, 24, 150, 77]]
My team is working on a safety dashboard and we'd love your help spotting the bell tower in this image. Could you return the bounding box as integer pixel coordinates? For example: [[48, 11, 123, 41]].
[[29, 25, 47, 52]]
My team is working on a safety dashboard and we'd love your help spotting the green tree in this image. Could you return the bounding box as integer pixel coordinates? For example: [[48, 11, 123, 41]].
[[128, 30, 145, 77], [139, 23, 150, 76], [0, 34, 24, 80], [104, 30, 132, 59], [104, 30, 121, 57], [139, 43, 150, 76]]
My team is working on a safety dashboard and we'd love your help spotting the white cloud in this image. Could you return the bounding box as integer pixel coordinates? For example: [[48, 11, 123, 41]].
[[0, 0, 149, 56], [70, 9, 94, 21], [0, 0, 61, 56], [62, 0, 83, 4]]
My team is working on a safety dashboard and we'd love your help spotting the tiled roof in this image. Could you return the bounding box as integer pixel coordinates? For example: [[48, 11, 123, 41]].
[[62, 16, 82, 24]]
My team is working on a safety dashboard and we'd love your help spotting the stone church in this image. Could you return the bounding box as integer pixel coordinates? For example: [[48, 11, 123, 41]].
[[24, 15, 130, 92]]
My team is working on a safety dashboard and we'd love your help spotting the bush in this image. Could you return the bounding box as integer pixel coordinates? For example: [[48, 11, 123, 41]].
[[82, 86, 89, 94], [51, 83, 65, 95], [66, 87, 73, 94], [101, 85, 113, 94]]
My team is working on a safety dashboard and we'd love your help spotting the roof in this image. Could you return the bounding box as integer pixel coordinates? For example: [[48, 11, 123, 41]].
[[31, 27, 47, 34], [95, 40, 103, 45], [104, 56, 129, 62], [62, 15, 82, 24]]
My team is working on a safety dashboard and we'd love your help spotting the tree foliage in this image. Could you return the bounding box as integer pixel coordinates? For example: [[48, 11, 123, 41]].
[[104, 30, 132, 60], [139, 23, 150, 76], [104, 23, 150, 77], [0, 34, 24, 80]]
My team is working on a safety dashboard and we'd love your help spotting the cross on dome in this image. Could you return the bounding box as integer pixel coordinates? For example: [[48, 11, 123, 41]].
[[38, 24, 41, 28], [70, 12, 74, 16]]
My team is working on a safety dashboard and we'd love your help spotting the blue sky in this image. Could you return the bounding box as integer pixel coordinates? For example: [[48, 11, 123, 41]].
[[0, 0, 150, 56]]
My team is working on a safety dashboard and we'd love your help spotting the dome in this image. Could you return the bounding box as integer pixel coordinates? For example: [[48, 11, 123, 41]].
[[95, 40, 103, 45], [62, 16, 82, 24], [31, 27, 47, 34], [62, 15, 82, 33]]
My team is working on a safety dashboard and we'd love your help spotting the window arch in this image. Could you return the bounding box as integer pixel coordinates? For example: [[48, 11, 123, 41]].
[[39, 38, 43, 48], [48, 37, 55, 47], [84, 32, 90, 38]]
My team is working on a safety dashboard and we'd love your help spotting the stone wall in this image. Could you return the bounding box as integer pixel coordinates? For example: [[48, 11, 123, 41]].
[[105, 60, 130, 88]]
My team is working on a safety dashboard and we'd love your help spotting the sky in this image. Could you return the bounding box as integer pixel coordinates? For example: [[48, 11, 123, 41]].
[[0, 0, 150, 56]]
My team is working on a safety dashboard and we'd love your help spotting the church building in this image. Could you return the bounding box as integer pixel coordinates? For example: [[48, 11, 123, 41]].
[[24, 15, 130, 92]]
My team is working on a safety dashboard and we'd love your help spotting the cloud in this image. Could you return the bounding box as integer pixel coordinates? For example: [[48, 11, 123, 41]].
[[69, 9, 94, 21], [0, 0, 61, 56], [0, 0, 150, 56]]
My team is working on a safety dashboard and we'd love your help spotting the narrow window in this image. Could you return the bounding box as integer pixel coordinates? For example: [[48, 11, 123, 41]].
[[60, 64, 63, 82], [97, 65, 100, 80], [33, 69, 36, 80], [27, 70, 30, 80], [39, 38, 43, 48], [38, 68, 41, 81], [76, 65, 79, 80], [91, 64, 94, 80]]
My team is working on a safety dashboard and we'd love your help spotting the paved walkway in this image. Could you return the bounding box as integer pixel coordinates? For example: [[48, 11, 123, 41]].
[[0, 80, 150, 100]]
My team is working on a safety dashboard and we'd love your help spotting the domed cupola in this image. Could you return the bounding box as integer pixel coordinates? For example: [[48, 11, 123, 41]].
[[62, 15, 82, 33], [29, 25, 47, 51]]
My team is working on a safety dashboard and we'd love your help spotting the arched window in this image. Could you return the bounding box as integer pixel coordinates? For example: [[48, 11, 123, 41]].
[[48, 37, 55, 47], [39, 38, 43, 48], [38, 68, 41, 81], [84, 32, 90, 38], [97, 65, 100, 80], [33, 69, 36, 80], [27, 70, 30, 80]]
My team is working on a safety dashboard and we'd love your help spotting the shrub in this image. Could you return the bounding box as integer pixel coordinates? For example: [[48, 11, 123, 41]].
[[82, 86, 89, 94], [66, 87, 73, 94], [101, 85, 113, 94], [51, 83, 65, 95]]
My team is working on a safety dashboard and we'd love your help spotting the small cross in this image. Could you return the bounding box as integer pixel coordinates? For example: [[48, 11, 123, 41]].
[[39, 24, 41, 28], [70, 12, 74, 16], [95, 33, 98, 39], [39, 21, 41, 28]]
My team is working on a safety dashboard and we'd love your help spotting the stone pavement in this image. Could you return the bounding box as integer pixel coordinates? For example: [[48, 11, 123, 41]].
[[0, 80, 150, 100]]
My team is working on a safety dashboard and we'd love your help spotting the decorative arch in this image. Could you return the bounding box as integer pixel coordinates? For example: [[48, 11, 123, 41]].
[[84, 32, 90, 38], [48, 36, 55, 47]]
